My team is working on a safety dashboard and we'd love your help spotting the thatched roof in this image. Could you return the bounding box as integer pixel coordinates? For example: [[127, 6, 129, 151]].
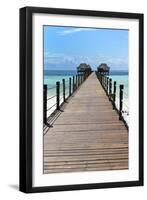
[[97, 63, 110, 72], [77, 63, 92, 72]]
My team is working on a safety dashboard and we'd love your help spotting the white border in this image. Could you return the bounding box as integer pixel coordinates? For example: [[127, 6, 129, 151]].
[[32, 13, 139, 187]]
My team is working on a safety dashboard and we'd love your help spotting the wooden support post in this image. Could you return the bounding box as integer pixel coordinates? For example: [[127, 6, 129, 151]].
[[76, 75, 78, 89], [103, 76, 105, 88], [119, 84, 124, 120], [79, 74, 81, 85], [101, 75, 103, 86], [62, 79, 66, 102], [105, 76, 107, 90], [43, 84, 47, 124], [104, 75, 106, 90], [69, 77, 71, 96], [72, 76, 74, 93], [99, 75, 101, 84], [84, 72, 86, 80], [109, 78, 112, 99], [113, 81, 116, 109], [107, 77, 109, 95], [56, 81, 60, 110], [102, 75, 104, 87], [98, 74, 100, 82], [78, 74, 79, 87]]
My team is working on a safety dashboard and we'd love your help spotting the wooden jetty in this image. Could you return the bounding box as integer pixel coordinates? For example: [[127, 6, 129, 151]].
[[43, 72, 128, 174]]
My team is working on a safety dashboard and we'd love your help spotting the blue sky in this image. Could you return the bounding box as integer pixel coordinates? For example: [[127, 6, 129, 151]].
[[44, 26, 128, 71]]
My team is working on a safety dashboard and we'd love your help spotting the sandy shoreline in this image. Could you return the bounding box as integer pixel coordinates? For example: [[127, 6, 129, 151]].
[[115, 96, 129, 125], [47, 92, 69, 117]]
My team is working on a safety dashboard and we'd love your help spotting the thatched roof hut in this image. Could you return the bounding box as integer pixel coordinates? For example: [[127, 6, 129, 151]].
[[97, 63, 110, 74], [77, 63, 92, 74]]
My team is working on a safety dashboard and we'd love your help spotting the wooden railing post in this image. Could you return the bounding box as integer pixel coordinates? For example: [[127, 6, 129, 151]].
[[69, 77, 71, 96], [98, 74, 100, 82], [43, 84, 47, 124], [99, 74, 101, 84], [103, 76, 105, 88], [76, 75, 78, 89], [103, 76, 105, 89], [80, 74, 81, 85], [101, 75, 103, 86], [105, 76, 107, 90], [100, 74, 102, 84], [56, 81, 60, 110], [119, 84, 124, 120], [82, 74, 84, 83], [79, 74, 81, 85], [107, 77, 109, 95], [85, 72, 87, 79], [109, 78, 112, 99], [84, 72, 86, 80], [78, 74, 79, 87], [72, 76, 75, 93], [104, 75, 106, 91], [62, 79, 66, 102], [113, 81, 116, 109]]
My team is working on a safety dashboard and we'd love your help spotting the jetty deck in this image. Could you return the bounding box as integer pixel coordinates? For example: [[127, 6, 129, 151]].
[[44, 72, 128, 174]]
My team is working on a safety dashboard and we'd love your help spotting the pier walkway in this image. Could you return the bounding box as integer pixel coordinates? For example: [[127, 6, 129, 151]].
[[43, 72, 128, 173]]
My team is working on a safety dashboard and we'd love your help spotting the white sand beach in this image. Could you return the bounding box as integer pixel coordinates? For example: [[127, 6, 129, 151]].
[[115, 96, 129, 125]]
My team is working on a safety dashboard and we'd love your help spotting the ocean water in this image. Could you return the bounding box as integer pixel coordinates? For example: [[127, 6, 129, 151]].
[[109, 70, 128, 97], [109, 71, 129, 108], [44, 70, 76, 116], [44, 70, 129, 121], [108, 71, 129, 124], [44, 70, 76, 97]]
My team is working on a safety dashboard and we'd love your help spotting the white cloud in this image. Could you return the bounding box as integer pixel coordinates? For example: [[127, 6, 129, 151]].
[[58, 28, 94, 35], [44, 52, 128, 70]]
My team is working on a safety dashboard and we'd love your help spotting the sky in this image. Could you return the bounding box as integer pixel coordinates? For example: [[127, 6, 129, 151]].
[[44, 26, 128, 71]]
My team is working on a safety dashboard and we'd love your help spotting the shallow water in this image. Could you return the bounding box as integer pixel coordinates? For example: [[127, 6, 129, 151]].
[[109, 74, 129, 124], [44, 70, 76, 116]]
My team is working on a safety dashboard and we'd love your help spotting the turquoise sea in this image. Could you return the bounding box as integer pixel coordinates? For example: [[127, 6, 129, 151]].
[[44, 70, 76, 115], [109, 71, 129, 117], [109, 71, 128, 98], [44, 70, 76, 98]]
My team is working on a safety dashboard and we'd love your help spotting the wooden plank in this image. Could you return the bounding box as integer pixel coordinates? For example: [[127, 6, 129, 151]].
[[43, 72, 128, 173]]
